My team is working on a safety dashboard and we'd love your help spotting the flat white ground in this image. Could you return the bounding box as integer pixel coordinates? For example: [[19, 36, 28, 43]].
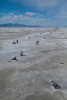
[[0, 27, 67, 100]]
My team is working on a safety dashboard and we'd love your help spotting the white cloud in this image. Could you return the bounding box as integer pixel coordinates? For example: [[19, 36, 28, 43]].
[[25, 12, 36, 16], [0, 13, 61, 26], [0, 13, 48, 25], [1, 10, 67, 27], [9, 13, 14, 15]]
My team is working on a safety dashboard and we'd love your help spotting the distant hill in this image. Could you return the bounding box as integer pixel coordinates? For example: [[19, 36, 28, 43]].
[[0, 23, 41, 27]]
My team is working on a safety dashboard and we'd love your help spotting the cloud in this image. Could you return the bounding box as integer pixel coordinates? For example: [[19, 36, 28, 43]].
[[9, 0, 60, 9], [55, 1, 67, 19], [0, 0, 67, 26], [9, 13, 14, 15], [1, 8, 67, 27], [0, 13, 48, 25], [25, 12, 36, 16], [56, 11, 67, 19], [0, 13, 64, 26]]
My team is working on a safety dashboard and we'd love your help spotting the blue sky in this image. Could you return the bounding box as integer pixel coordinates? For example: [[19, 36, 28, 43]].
[[0, 0, 67, 26]]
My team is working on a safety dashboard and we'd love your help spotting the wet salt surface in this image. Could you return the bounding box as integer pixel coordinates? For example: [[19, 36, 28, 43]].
[[0, 27, 67, 100]]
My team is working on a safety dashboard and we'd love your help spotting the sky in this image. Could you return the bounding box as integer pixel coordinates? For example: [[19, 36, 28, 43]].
[[0, 0, 67, 26]]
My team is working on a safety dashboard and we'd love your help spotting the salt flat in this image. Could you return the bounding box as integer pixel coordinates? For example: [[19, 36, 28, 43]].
[[0, 27, 67, 100]]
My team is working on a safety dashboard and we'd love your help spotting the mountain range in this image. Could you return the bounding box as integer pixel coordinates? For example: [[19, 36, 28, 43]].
[[0, 23, 41, 27]]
